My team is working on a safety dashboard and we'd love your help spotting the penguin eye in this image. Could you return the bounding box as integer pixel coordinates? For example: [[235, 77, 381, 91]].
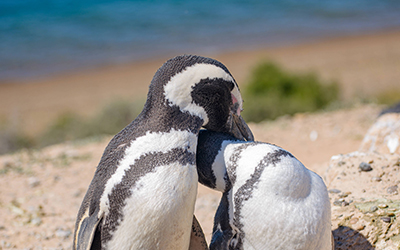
[[227, 80, 234, 91]]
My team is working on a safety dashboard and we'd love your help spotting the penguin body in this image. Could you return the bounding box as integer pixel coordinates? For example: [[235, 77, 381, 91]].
[[74, 55, 254, 250], [196, 130, 332, 250]]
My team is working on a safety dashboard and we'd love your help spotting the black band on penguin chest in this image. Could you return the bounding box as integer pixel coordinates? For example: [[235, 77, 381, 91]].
[[233, 148, 294, 249], [89, 105, 203, 209], [87, 104, 203, 243], [102, 147, 196, 242]]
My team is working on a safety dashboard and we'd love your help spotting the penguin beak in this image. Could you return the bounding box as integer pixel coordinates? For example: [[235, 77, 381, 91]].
[[227, 112, 254, 141]]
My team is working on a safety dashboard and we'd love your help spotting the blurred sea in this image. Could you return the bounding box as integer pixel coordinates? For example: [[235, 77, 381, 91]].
[[1, 0, 400, 81]]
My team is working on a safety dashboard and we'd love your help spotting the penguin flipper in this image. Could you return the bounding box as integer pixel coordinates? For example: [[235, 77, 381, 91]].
[[75, 212, 102, 250], [189, 215, 209, 250]]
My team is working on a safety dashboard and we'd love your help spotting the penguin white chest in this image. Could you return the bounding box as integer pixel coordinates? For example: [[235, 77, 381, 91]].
[[106, 162, 198, 250], [101, 130, 199, 250], [236, 161, 332, 250]]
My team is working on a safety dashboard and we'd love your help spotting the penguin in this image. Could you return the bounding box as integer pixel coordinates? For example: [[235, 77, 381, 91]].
[[196, 130, 333, 250], [73, 55, 254, 250]]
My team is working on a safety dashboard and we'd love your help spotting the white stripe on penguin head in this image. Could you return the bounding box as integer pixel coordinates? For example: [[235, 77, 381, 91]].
[[164, 63, 242, 125]]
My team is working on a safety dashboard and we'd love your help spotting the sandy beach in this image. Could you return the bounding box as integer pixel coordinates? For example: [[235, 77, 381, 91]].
[[1, 29, 400, 135]]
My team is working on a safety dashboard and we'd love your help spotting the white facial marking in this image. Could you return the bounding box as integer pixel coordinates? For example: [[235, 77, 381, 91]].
[[164, 63, 237, 125], [99, 129, 197, 217]]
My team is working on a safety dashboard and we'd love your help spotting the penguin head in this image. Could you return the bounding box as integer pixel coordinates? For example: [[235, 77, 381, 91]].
[[148, 54, 254, 141]]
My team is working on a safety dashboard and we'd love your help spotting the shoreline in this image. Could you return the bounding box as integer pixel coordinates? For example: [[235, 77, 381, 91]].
[[1, 28, 400, 134]]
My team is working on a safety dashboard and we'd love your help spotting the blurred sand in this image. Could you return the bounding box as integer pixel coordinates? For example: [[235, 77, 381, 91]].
[[1, 29, 400, 135]]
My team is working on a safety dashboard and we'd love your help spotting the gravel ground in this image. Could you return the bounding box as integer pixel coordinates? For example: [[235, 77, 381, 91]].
[[1, 104, 399, 249]]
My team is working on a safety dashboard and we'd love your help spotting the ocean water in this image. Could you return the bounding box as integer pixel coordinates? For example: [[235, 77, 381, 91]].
[[1, 0, 400, 81]]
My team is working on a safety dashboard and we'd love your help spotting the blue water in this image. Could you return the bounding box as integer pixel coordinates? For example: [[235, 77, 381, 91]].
[[1, 0, 400, 81]]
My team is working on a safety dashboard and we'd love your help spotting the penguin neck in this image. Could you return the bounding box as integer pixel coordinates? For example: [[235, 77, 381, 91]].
[[138, 101, 204, 135]]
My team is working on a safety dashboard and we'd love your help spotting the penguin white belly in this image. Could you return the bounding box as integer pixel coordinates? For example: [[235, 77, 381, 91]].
[[106, 162, 198, 250], [238, 161, 331, 250]]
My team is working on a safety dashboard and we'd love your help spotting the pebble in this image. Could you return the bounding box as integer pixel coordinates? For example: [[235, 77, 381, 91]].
[[377, 210, 386, 216], [55, 228, 72, 239], [371, 176, 382, 182], [370, 206, 378, 212], [359, 162, 373, 172], [1, 241, 12, 248], [309, 130, 318, 141], [28, 177, 41, 188], [378, 204, 388, 208], [30, 217, 42, 226], [387, 185, 398, 195], [338, 193, 348, 198], [73, 190, 83, 198], [329, 189, 341, 194], [350, 218, 359, 224], [333, 199, 349, 206], [387, 212, 395, 216], [381, 217, 392, 223], [355, 224, 365, 230]]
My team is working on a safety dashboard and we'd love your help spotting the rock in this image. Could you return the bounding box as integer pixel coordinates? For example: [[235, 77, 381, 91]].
[[55, 228, 72, 239], [370, 206, 378, 212], [359, 111, 400, 154], [334, 199, 349, 206], [377, 204, 388, 209], [371, 176, 382, 182], [309, 130, 318, 141], [30, 217, 42, 226], [349, 218, 359, 224], [381, 217, 391, 223], [386, 185, 398, 195], [359, 162, 373, 172], [355, 224, 365, 231], [28, 177, 40, 188], [329, 189, 341, 194]]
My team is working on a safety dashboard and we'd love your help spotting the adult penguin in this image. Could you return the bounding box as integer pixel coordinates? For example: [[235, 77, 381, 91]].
[[73, 55, 254, 250], [196, 130, 333, 250]]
